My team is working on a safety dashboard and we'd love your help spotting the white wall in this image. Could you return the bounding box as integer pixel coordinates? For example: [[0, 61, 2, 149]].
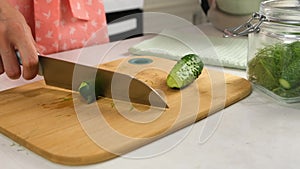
[[103, 0, 144, 13], [143, 0, 200, 22]]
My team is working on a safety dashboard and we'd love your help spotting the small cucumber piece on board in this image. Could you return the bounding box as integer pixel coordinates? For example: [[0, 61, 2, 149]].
[[78, 81, 96, 104], [78, 79, 101, 104], [167, 54, 204, 89]]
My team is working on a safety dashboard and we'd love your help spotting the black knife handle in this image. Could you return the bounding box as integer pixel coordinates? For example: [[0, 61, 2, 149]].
[[15, 51, 23, 65]]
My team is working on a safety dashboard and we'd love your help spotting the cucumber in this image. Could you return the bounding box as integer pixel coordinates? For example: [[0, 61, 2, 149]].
[[78, 79, 101, 104], [279, 41, 300, 89], [78, 81, 96, 103], [167, 54, 204, 89], [279, 57, 300, 89]]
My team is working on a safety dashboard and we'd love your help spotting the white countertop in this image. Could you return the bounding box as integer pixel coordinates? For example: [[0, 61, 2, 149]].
[[1, 24, 300, 169]]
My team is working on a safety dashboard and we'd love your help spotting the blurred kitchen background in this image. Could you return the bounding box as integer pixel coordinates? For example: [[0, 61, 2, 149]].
[[103, 0, 263, 41], [103, 0, 208, 41]]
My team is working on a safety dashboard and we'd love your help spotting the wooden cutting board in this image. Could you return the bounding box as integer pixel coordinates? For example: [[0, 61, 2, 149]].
[[0, 56, 251, 165]]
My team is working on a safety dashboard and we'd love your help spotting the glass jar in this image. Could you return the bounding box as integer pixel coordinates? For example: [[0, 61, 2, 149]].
[[223, 0, 300, 103], [247, 0, 300, 103]]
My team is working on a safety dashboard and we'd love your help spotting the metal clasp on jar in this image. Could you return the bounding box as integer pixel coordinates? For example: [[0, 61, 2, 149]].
[[223, 12, 268, 37]]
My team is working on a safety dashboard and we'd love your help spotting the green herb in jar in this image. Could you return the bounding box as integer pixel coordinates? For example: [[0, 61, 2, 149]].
[[248, 41, 300, 98], [279, 41, 300, 89]]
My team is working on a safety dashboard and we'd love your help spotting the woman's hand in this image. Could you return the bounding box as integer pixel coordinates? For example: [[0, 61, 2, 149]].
[[0, 0, 38, 80]]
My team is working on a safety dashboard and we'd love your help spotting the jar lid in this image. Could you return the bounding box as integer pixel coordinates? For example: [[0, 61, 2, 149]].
[[223, 0, 300, 37], [260, 0, 300, 24]]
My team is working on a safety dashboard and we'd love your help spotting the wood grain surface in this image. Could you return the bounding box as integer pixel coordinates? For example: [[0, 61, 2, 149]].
[[0, 56, 252, 165]]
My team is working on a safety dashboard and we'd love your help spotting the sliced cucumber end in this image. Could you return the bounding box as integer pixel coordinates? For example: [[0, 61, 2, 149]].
[[166, 75, 182, 89], [279, 78, 291, 89]]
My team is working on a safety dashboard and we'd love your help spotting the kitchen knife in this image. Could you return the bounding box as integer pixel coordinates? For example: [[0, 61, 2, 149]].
[[17, 52, 168, 108]]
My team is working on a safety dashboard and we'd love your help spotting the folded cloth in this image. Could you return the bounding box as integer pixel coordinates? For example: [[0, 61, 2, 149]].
[[129, 29, 248, 69]]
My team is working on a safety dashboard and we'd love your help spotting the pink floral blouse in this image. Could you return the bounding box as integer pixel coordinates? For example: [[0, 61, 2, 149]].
[[7, 0, 109, 54]]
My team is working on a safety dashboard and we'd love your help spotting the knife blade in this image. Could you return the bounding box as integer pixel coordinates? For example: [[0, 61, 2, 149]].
[[17, 52, 168, 108]]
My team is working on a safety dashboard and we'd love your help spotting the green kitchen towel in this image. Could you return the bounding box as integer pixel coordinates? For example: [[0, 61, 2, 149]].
[[129, 29, 248, 69]]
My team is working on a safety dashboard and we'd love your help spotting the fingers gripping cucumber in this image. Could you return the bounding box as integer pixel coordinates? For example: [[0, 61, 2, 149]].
[[167, 54, 204, 89]]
